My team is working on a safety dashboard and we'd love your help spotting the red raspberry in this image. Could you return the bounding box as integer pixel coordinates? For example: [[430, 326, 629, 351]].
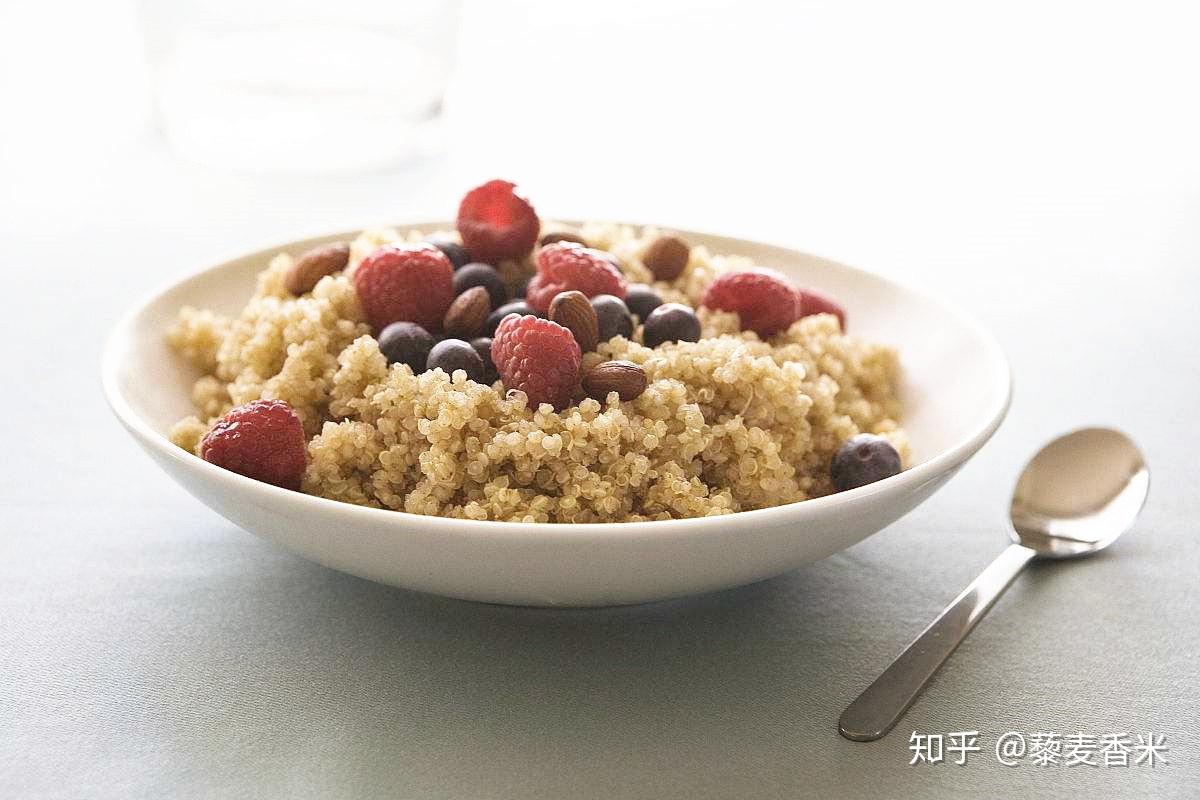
[[491, 314, 582, 410], [523, 273, 557, 315], [353, 243, 454, 332], [200, 400, 307, 490], [701, 268, 800, 338], [795, 286, 847, 331], [526, 242, 627, 314], [456, 179, 540, 264]]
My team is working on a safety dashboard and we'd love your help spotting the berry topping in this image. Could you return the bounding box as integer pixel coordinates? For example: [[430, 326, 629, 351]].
[[624, 283, 663, 321], [701, 268, 799, 338], [526, 242, 628, 314], [591, 294, 634, 342], [470, 336, 499, 384], [200, 400, 307, 490], [491, 314, 582, 410], [796, 286, 847, 331], [598, 251, 623, 270], [483, 300, 540, 336], [642, 303, 701, 348], [830, 434, 902, 491], [353, 243, 454, 333], [453, 262, 509, 308], [427, 237, 471, 270], [427, 338, 487, 384], [523, 273, 553, 312], [456, 179, 540, 264], [378, 321, 435, 373]]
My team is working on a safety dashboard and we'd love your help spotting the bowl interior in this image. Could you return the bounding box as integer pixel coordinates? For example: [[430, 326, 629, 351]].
[[112, 223, 1008, 473]]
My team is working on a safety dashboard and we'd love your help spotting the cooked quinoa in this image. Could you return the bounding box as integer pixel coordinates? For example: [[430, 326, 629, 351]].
[[168, 223, 908, 522]]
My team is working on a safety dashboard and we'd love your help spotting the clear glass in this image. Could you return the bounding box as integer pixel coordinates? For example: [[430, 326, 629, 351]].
[[139, 0, 459, 174]]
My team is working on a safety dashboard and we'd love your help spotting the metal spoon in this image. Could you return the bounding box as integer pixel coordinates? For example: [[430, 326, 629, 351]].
[[838, 427, 1149, 742]]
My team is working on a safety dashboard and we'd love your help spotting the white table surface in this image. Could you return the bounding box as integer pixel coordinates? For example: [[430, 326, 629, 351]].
[[3, 1, 1198, 797]]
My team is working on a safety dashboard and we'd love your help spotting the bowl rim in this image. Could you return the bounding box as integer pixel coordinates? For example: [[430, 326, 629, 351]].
[[101, 220, 1012, 539]]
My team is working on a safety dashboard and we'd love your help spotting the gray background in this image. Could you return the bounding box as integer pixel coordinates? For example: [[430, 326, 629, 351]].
[[3, 1, 1199, 797]]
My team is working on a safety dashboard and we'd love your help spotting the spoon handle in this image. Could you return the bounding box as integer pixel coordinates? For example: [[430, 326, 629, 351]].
[[839, 543, 1038, 742]]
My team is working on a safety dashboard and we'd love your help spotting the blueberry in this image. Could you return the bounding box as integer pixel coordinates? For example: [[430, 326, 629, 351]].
[[453, 262, 508, 308], [427, 237, 470, 270], [427, 338, 486, 384], [470, 337, 499, 384], [830, 434, 902, 492], [513, 275, 531, 299], [591, 294, 633, 342], [624, 284, 663, 321], [377, 321, 434, 373], [484, 300, 539, 336], [642, 303, 700, 348]]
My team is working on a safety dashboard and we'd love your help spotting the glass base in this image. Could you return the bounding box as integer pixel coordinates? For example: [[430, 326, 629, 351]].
[[153, 25, 449, 174]]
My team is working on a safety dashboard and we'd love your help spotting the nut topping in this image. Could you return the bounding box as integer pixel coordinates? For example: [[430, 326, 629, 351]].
[[285, 241, 350, 295], [547, 290, 599, 352], [443, 286, 491, 339], [582, 360, 648, 402], [642, 234, 690, 281], [539, 230, 589, 248]]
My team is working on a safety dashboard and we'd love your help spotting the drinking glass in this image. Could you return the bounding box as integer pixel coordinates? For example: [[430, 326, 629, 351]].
[[139, 0, 460, 173]]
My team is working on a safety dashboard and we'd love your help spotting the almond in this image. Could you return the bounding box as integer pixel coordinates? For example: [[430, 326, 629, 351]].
[[583, 360, 648, 402], [443, 286, 491, 338], [285, 241, 350, 295], [548, 290, 599, 352], [643, 234, 690, 281], [539, 230, 589, 248]]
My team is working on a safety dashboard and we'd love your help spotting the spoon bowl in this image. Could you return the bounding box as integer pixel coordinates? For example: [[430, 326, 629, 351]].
[[1009, 427, 1150, 558]]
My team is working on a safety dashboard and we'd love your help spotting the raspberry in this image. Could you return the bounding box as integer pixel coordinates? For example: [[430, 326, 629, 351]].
[[523, 273, 556, 315], [491, 314, 582, 410], [701, 268, 800, 338], [526, 242, 627, 314], [200, 400, 307, 490], [795, 285, 847, 331], [353, 243, 454, 332], [456, 179, 540, 264]]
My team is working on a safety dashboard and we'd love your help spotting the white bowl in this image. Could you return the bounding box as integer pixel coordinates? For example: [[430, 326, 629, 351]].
[[102, 223, 1010, 607]]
